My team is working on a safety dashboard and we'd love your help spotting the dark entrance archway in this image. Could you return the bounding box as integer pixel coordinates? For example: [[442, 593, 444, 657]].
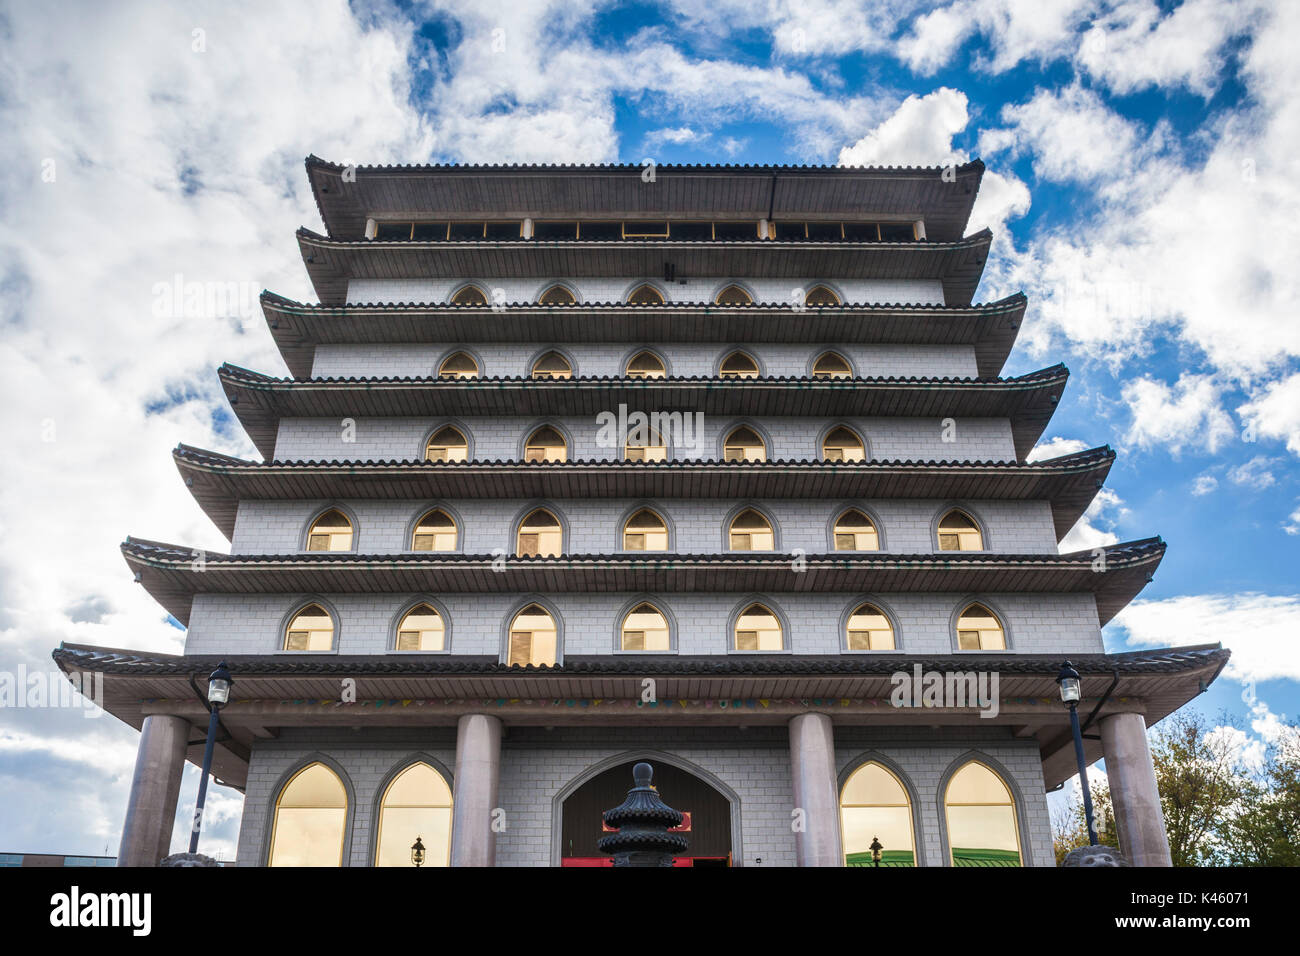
[[559, 759, 733, 866]]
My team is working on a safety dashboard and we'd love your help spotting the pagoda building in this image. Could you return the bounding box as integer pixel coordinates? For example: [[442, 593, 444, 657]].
[[57, 157, 1228, 868]]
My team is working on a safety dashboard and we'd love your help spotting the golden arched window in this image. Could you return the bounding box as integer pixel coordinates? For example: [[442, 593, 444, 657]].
[[425, 426, 468, 463], [538, 284, 577, 305], [833, 509, 879, 551], [623, 508, 669, 551], [938, 510, 983, 551], [524, 426, 566, 463], [822, 426, 865, 461], [438, 351, 479, 379], [956, 603, 1005, 651], [450, 284, 488, 306], [846, 603, 894, 651], [508, 603, 557, 666], [625, 350, 666, 379], [715, 284, 753, 305], [395, 603, 446, 651], [805, 285, 842, 306], [268, 762, 347, 867], [723, 426, 766, 462], [306, 509, 352, 551], [944, 762, 1022, 867], [517, 508, 562, 557], [531, 350, 572, 379], [624, 426, 666, 462], [284, 603, 334, 651], [412, 509, 457, 551], [841, 762, 915, 866], [812, 351, 852, 378], [729, 508, 774, 550], [734, 603, 782, 651], [375, 763, 452, 867], [621, 602, 670, 651], [719, 351, 759, 378], [627, 283, 665, 305]]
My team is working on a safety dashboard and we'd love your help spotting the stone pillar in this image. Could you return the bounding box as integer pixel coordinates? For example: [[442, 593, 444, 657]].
[[450, 714, 502, 867], [117, 715, 190, 867], [364, 217, 377, 239], [1100, 712, 1172, 867], [788, 712, 844, 867]]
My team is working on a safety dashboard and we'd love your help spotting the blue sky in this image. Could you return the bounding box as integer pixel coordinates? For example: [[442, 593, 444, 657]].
[[0, 0, 1296, 858]]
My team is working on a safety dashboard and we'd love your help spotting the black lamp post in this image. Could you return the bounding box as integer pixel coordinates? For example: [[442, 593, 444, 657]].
[[869, 836, 883, 868], [1057, 661, 1098, 846], [188, 661, 232, 854], [411, 836, 426, 868]]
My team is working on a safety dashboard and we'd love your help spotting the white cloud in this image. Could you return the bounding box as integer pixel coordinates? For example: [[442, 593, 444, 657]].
[[1113, 592, 1300, 684], [1286, 503, 1300, 536], [1238, 373, 1300, 457], [1192, 474, 1219, 496], [1060, 486, 1124, 552], [1121, 375, 1236, 455], [1227, 455, 1278, 490], [898, 0, 1095, 76], [1027, 436, 1090, 462]]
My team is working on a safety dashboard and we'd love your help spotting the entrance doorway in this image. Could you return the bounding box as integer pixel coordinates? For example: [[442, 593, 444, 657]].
[[559, 759, 733, 867]]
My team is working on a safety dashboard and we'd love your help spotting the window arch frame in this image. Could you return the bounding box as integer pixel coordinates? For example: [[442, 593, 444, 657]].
[[717, 348, 763, 379], [389, 596, 453, 654], [839, 597, 901, 653], [809, 349, 856, 379], [511, 502, 568, 557], [838, 753, 925, 867], [613, 595, 678, 654], [622, 420, 669, 462], [726, 597, 790, 654], [624, 281, 667, 305], [712, 282, 756, 305], [263, 755, 354, 867], [528, 347, 576, 380], [804, 284, 844, 307], [819, 422, 868, 462], [422, 421, 472, 463], [826, 504, 886, 552], [448, 282, 489, 306], [949, 596, 1012, 652], [937, 753, 1030, 867], [520, 421, 571, 463], [621, 347, 670, 379], [536, 281, 579, 305], [932, 504, 990, 553], [405, 503, 463, 554], [436, 349, 482, 380], [369, 755, 455, 867], [278, 598, 341, 654], [616, 503, 674, 552], [500, 596, 564, 667], [718, 421, 771, 462], [301, 504, 358, 553], [723, 503, 780, 552]]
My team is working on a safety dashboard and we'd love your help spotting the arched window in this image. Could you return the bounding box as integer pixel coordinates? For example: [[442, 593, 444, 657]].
[[395, 603, 446, 651], [729, 508, 774, 550], [624, 426, 666, 462], [438, 352, 479, 379], [538, 284, 577, 305], [822, 425, 865, 461], [734, 603, 782, 651], [268, 762, 347, 867], [719, 351, 759, 379], [846, 603, 894, 651], [284, 603, 334, 651], [507, 603, 557, 666], [375, 762, 453, 867], [627, 283, 665, 305], [956, 603, 1005, 651], [938, 510, 983, 551], [306, 509, 352, 551], [517, 508, 562, 556], [450, 284, 488, 306], [805, 285, 842, 306], [411, 509, 458, 551], [841, 762, 915, 866], [723, 426, 766, 462], [715, 284, 753, 305], [833, 509, 879, 551], [425, 425, 468, 463], [624, 350, 666, 379], [531, 350, 572, 379], [812, 351, 852, 378], [620, 602, 670, 651], [524, 426, 567, 463], [944, 761, 1022, 866], [623, 508, 668, 551]]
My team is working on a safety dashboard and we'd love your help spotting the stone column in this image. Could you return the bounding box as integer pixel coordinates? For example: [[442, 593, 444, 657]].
[[117, 714, 190, 867], [788, 712, 844, 867], [1100, 712, 1172, 867], [450, 714, 502, 867]]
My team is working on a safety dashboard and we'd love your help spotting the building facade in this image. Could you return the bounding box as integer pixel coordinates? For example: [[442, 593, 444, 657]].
[[57, 158, 1227, 867]]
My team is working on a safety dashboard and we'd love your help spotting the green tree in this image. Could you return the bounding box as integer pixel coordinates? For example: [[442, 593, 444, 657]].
[[1219, 724, 1300, 866], [1150, 711, 1250, 866]]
